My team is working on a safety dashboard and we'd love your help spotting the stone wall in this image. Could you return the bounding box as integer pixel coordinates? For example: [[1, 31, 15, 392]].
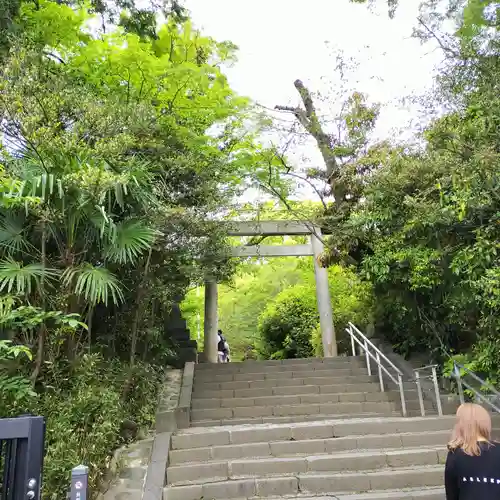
[[156, 363, 193, 432]]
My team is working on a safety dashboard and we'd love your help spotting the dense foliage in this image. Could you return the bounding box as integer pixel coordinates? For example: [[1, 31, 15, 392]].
[[296, 0, 500, 385], [0, 0, 277, 496], [258, 285, 319, 359], [182, 257, 372, 361], [333, 7, 500, 368], [257, 265, 372, 359], [182, 257, 307, 360], [261, 0, 500, 387]]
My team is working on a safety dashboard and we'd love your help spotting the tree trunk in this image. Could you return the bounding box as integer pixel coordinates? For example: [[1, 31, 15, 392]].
[[275, 79, 346, 203], [130, 248, 153, 366], [66, 293, 79, 360], [142, 299, 155, 361], [87, 306, 94, 352], [31, 325, 46, 384], [31, 220, 46, 384]]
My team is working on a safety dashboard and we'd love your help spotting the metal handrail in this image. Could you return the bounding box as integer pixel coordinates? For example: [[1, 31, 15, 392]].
[[348, 323, 404, 376], [452, 361, 500, 413], [346, 323, 407, 417], [413, 364, 443, 417]]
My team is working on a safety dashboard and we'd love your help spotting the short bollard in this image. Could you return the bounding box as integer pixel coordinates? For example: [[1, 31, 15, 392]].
[[70, 465, 89, 500]]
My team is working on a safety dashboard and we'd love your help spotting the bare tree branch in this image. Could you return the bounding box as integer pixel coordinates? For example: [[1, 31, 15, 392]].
[[43, 51, 66, 64], [276, 79, 346, 203], [257, 153, 328, 247], [270, 146, 328, 210], [284, 171, 328, 210], [417, 17, 460, 58]]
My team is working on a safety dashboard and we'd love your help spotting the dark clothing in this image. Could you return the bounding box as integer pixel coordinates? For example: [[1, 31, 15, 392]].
[[445, 442, 500, 500], [217, 334, 227, 353]]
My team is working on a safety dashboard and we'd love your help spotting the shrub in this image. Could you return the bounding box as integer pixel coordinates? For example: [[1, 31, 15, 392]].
[[1, 352, 164, 499], [0, 340, 37, 416], [40, 355, 164, 499], [257, 285, 318, 359], [257, 266, 373, 359], [443, 335, 500, 390]]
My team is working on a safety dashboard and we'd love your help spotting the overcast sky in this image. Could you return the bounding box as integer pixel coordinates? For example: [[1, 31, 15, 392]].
[[183, 0, 443, 202]]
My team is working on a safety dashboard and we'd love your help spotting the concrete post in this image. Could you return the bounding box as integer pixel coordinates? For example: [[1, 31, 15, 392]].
[[311, 230, 337, 357], [203, 280, 218, 363], [70, 465, 89, 500]]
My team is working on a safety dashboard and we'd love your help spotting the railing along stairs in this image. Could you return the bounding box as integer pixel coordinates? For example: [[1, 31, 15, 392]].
[[346, 323, 408, 417], [347, 322, 500, 418], [451, 361, 500, 413]]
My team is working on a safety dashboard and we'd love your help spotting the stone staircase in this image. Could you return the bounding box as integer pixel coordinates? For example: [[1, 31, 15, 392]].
[[164, 356, 457, 500]]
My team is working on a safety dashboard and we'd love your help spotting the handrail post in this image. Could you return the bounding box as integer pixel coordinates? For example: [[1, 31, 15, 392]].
[[398, 373, 407, 417], [376, 351, 384, 392], [431, 366, 443, 416], [350, 325, 356, 357], [454, 363, 465, 404], [364, 338, 372, 376], [415, 371, 425, 417]]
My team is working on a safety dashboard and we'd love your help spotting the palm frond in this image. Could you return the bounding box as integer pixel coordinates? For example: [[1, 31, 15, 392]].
[[62, 264, 124, 306], [0, 258, 59, 296], [0, 213, 34, 256], [11, 172, 66, 202], [0, 295, 17, 320], [105, 220, 158, 265]]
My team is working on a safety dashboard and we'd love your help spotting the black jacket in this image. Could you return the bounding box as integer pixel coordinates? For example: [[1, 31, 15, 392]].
[[445, 442, 500, 500], [217, 334, 227, 352]]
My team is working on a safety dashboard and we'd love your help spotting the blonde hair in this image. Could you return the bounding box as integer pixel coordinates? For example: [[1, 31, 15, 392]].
[[448, 403, 492, 456]]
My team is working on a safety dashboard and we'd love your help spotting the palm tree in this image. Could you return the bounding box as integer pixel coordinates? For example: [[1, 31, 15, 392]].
[[0, 154, 159, 375]]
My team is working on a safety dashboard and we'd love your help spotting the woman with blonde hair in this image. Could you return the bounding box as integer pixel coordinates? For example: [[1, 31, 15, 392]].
[[445, 403, 500, 500]]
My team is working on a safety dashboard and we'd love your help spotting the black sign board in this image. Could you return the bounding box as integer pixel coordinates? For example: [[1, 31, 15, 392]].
[[70, 465, 89, 500]]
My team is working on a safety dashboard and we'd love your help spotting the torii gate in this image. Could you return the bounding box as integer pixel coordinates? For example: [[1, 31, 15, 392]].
[[203, 220, 337, 362]]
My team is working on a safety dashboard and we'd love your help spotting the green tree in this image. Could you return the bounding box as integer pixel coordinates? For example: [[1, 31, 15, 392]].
[[0, 0, 275, 368], [0, 0, 187, 56], [0, 1, 279, 494], [326, 2, 500, 361], [182, 257, 307, 360]]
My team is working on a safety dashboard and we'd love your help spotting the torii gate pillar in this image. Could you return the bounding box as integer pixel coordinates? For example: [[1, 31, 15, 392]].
[[311, 229, 337, 357], [204, 279, 219, 363]]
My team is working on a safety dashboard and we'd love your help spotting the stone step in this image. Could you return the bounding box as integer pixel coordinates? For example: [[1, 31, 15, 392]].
[[195, 355, 361, 367], [163, 465, 444, 499], [194, 367, 368, 384], [194, 357, 364, 373], [193, 374, 376, 391], [190, 400, 399, 422], [166, 446, 446, 485], [189, 406, 488, 428], [263, 488, 445, 500], [193, 382, 383, 399], [190, 411, 403, 427], [191, 390, 452, 410], [192, 391, 395, 409], [171, 416, 457, 450], [169, 429, 451, 465]]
